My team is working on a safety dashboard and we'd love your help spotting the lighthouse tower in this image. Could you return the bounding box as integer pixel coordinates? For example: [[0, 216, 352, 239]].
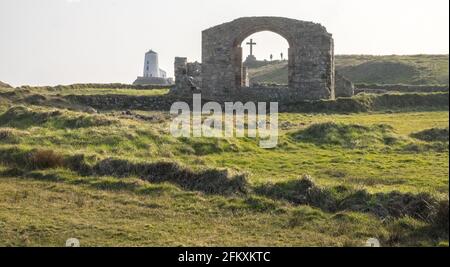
[[133, 49, 172, 85], [143, 50, 159, 77]]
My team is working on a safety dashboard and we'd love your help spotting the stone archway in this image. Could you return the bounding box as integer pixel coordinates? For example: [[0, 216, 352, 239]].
[[201, 17, 335, 101]]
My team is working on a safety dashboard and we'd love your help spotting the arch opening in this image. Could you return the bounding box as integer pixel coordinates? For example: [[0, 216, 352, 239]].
[[233, 30, 293, 88]]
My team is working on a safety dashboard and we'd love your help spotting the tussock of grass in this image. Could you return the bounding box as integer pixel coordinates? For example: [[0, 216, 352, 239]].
[[256, 175, 336, 210], [27, 150, 65, 169], [291, 122, 399, 148], [400, 142, 448, 153], [0, 147, 248, 195], [255, 175, 449, 234], [411, 128, 449, 142], [0, 128, 29, 144], [92, 158, 248, 195], [433, 199, 449, 235], [0, 147, 65, 170], [0, 106, 59, 128]]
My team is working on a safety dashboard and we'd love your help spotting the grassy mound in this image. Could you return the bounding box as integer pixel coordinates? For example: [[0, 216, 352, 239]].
[[0, 147, 66, 170], [92, 158, 248, 195], [338, 61, 419, 85], [291, 122, 399, 148], [255, 175, 449, 234], [411, 128, 449, 142], [0, 106, 116, 129], [255, 175, 336, 210], [0, 147, 248, 195]]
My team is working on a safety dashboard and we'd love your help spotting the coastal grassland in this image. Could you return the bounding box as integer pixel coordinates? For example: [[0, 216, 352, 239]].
[[0, 96, 448, 246]]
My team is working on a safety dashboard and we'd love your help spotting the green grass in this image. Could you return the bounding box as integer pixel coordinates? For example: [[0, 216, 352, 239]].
[[336, 55, 449, 85], [247, 55, 449, 85], [0, 174, 393, 247], [0, 90, 448, 246], [247, 60, 288, 84]]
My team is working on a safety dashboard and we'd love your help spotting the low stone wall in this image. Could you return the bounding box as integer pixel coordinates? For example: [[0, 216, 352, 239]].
[[201, 86, 308, 103], [65, 94, 177, 111], [133, 77, 173, 86], [355, 84, 449, 94], [18, 83, 174, 90]]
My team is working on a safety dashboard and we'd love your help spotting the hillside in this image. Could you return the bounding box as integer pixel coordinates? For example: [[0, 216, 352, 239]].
[[0, 81, 12, 88], [246, 55, 449, 85]]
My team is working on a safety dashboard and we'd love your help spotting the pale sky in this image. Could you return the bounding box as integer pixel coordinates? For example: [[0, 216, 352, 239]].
[[0, 0, 448, 86]]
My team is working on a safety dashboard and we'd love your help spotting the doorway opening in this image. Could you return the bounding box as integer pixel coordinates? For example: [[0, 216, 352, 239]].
[[238, 31, 290, 87]]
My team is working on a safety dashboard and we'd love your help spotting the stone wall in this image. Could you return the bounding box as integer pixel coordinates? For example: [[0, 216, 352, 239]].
[[172, 57, 202, 96], [335, 72, 355, 98], [133, 76, 173, 86], [201, 17, 335, 101]]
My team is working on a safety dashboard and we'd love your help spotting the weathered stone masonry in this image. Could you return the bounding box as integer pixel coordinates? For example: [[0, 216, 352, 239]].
[[173, 17, 337, 102]]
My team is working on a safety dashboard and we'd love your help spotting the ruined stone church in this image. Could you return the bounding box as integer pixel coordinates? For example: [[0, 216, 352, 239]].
[[171, 16, 354, 102]]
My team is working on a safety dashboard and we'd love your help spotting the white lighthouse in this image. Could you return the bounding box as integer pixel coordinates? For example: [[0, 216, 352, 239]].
[[143, 50, 160, 78], [133, 49, 172, 85]]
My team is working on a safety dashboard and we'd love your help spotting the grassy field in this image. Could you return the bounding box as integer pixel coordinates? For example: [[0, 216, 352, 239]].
[[247, 55, 449, 85], [0, 86, 448, 246]]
